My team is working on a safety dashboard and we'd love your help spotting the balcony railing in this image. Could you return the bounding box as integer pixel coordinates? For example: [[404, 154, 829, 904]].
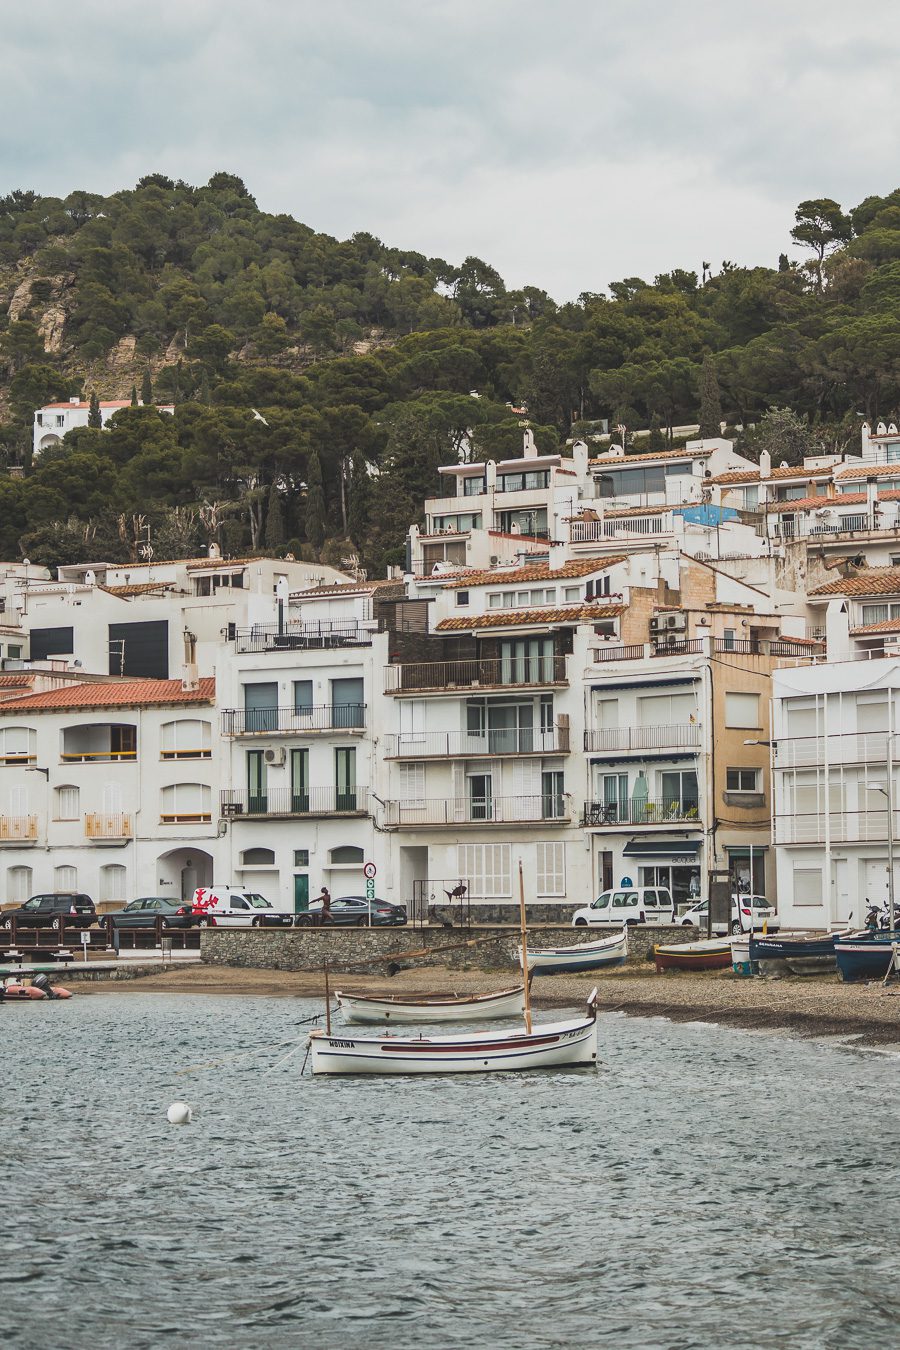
[[591, 638, 823, 663], [221, 705, 367, 736], [385, 655, 567, 694], [0, 815, 37, 841], [584, 724, 701, 753], [383, 795, 569, 827], [581, 798, 700, 826], [220, 787, 369, 818], [774, 809, 895, 845], [774, 732, 893, 769], [85, 812, 133, 840], [384, 728, 569, 758], [61, 750, 137, 763], [233, 621, 374, 654], [570, 515, 671, 542], [771, 513, 878, 540]]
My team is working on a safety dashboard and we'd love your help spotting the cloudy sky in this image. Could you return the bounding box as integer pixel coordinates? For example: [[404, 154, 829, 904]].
[[3, 1, 895, 299]]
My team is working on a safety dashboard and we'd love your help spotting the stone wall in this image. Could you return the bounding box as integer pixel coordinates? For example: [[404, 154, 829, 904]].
[[201, 924, 696, 973]]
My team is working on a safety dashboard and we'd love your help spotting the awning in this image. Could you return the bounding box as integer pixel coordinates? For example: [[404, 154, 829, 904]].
[[589, 753, 697, 765], [622, 839, 702, 858], [589, 676, 700, 691]]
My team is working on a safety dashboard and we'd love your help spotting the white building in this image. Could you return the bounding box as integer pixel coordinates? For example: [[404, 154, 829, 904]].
[[32, 398, 175, 457]]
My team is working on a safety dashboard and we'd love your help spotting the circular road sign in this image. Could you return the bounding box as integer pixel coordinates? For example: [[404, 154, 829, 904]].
[[363, 862, 377, 880]]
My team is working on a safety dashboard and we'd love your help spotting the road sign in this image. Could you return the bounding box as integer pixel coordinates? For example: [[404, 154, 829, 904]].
[[363, 862, 377, 880], [80, 931, 92, 945], [365, 879, 376, 899]]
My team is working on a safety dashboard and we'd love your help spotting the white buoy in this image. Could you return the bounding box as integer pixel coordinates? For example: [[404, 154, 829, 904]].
[[167, 1101, 193, 1125]]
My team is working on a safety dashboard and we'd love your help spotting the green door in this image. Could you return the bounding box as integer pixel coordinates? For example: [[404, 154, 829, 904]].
[[293, 874, 309, 913]]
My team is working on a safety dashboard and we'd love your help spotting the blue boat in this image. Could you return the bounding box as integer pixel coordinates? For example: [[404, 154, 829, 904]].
[[834, 931, 900, 983]]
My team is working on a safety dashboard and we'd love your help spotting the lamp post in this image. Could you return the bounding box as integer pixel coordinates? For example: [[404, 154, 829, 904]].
[[866, 735, 896, 930]]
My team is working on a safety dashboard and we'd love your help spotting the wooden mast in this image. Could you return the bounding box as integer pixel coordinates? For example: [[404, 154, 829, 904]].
[[324, 959, 331, 1036], [518, 858, 532, 1035]]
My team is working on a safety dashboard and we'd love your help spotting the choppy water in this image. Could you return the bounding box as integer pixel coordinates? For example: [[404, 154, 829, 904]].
[[3, 993, 900, 1349]]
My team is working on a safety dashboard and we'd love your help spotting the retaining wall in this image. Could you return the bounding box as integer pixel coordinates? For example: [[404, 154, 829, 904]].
[[200, 924, 696, 973]]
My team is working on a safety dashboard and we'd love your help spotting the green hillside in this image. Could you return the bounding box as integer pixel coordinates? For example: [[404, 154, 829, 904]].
[[1, 173, 900, 571]]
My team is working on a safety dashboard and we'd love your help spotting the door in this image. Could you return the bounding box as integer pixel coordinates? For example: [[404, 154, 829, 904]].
[[244, 681, 278, 733], [291, 749, 309, 812], [335, 747, 357, 811], [331, 677, 364, 729], [601, 773, 628, 823], [293, 875, 310, 913], [468, 770, 493, 821], [247, 750, 267, 813], [400, 699, 426, 753]]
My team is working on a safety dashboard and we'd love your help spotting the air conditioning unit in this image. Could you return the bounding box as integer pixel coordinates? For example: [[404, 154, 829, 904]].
[[264, 747, 286, 766], [666, 612, 687, 631]]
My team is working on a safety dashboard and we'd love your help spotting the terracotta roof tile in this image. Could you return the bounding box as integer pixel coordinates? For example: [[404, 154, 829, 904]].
[[444, 557, 625, 590], [590, 447, 707, 466], [0, 677, 216, 714], [0, 674, 34, 688], [836, 463, 900, 481], [769, 493, 865, 512], [705, 469, 761, 485], [435, 603, 624, 631], [291, 578, 404, 598], [768, 463, 837, 479], [810, 568, 900, 597], [850, 618, 900, 635], [101, 582, 175, 598]]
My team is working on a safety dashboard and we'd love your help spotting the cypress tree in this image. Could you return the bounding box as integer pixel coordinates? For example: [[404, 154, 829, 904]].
[[130, 385, 138, 407], [87, 390, 102, 428], [698, 356, 723, 439], [348, 450, 370, 544], [304, 449, 327, 552], [264, 481, 286, 551], [141, 368, 153, 406]]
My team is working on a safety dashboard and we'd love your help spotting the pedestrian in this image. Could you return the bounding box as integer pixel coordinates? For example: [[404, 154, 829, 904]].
[[319, 886, 332, 926]]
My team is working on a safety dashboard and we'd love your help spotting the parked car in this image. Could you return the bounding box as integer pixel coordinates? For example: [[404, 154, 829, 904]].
[[680, 894, 779, 935], [105, 897, 197, 930], [571, 887, 675, 927], [1, 892, 97, 929], [190, 886, 294, 927], [297, 895, 408, 927]]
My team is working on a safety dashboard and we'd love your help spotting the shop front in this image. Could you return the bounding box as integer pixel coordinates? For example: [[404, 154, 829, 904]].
[[621, 838, 703, 912]]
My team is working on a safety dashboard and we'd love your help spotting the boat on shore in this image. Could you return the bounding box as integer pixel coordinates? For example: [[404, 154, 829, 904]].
[[750, 932, 837, 975], [335, 985, 526, 1025], [307, 990, 599, 1074], [834, 931, 900, 983], [653, 937, 732, 973], [519, 928, 627, 975], [730, 936, 756, 976]]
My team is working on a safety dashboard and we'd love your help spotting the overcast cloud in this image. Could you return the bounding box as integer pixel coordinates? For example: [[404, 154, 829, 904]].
[[2, 1, 896, 299]]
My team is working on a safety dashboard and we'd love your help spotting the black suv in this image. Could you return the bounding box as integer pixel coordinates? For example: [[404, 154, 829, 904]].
[[1, 893, 97, 929]]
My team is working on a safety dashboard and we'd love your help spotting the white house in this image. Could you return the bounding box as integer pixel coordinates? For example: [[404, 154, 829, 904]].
[[32, 398, 175, 457]]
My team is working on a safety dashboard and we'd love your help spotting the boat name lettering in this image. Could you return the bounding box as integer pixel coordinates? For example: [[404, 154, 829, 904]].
[[328, 1039, 355, 1048]]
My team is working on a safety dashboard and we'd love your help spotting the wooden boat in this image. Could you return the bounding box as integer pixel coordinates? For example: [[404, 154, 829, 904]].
[[834, 931, 900, 983], [653, 937, 732, 972], [519, 928, 627, 975], [750, 932, 836, 975], [335, 984, 526, 1025], [307, 990, 599, 1075], [730, 936, 756, 976]]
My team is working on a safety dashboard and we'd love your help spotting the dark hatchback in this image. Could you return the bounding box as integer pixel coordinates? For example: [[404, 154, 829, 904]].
[[297, 895, 408, 927], [1, 893, 97, 929], [105, 897, 197, 930]]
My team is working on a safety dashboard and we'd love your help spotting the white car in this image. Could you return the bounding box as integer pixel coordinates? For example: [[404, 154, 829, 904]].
[[572, 886, 675, 927], [680, 894, 779, 936]]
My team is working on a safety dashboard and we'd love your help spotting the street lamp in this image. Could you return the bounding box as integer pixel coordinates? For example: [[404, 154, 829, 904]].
[[866, 778, 896, 930]]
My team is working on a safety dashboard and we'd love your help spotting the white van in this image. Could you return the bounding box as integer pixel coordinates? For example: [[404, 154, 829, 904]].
[[190, 886, 294, 928], [571, 886, 675, 927]]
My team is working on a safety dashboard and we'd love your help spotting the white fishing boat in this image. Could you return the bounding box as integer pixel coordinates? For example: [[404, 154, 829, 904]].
[[307, 991, 599, 1075], [335, 985, 526, 1025], [519, 928, 627, 974]]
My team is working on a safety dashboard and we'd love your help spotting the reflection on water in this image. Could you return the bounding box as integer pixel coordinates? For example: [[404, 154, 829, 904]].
[[3, 994, 900, 1349]]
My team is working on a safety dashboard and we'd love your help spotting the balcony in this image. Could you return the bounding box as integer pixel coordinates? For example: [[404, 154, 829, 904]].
[[385, 655, 567, 694], [584, 724, 701, 754], [0, 815, 38, 843], [383, 795, 569, 827], [591, 638, 822, 663], [774, 732, 891, 769], [61, 723, 137, 764], [570, 514, 672, 543], [220, 787, 369, 819], [580, 798, 700, 827], [771, 513, 875, 541], [85, 812, 133, 841], [233, 621, 375, 654], [774, 809, 894, 845], [383, 728, 570, 759], [221, 705, 367, 736]]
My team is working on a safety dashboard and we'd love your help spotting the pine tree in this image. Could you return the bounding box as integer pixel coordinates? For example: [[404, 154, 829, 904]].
[[304, 448, 327, 552], [87, 390, 102, 428], [130, 385, 139, 407], [199, 368, 211, 405], [698, 356, 723, 439], [348, 450, 370, 544], [141, 368, 153, 406], [648, 412, 664, 453], [264, 481, 286, 551]]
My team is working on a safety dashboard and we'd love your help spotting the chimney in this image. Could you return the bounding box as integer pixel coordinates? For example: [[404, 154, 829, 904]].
[[182, 628, 199, 692]]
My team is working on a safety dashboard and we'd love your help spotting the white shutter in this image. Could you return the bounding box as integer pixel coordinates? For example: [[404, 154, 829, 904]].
[[537, 842, 565, 896], [512, 758, 541, 819], [451, 762, 466, 822], [398, 763, 425, 821]]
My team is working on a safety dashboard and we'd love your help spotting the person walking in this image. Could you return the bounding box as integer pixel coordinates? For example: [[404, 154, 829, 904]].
[[318, 886, 332, 926]]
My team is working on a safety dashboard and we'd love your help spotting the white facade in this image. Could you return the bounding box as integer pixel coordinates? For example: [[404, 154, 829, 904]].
[[32, 398, 176, 457]]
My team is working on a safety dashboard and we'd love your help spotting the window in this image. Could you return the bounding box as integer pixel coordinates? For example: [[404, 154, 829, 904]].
[[160, 719, 212, 759], [457, 843, 511, 898], [0, 727, 36, 765], [724, 692, 760, 729], [99, 864, 127, 904], [860, 603, 900, 625], [722, 629, 736, 650], [243, 682, 278, 733], [290, 749, 309, 812], [541, 769, 565, 818], [785, 698, 821, 737], [7, 865, 32, 902], [793, 866, 823, 907], [488, 593, 503, 609], [456, 591, 470, 607], [247, 750, 267, 813], [55, 865, 77, 890], [857, 696, 889, 733], [160, 783, 212, 823], [563, 586, 581, 603], [399, 762, 426, 814], [331, 677, 364, 729], [498, 470, 551, 492], [294, 849, 310, 867], [55, 414, 64, 427], [241, 848, 275, 866], [726, 768, 761, 792], [329, 846, 364, 865], [293, 680, 313, 715], [54, 785, 80, 820], [462, 476, 485, 496], [335, 747, 357, 811], [7, 646, 21, 660], [500, 637, 554, 684], [660, 770, 699, 814], [537, 842, 565, 896], [193, 571, 245, 596]]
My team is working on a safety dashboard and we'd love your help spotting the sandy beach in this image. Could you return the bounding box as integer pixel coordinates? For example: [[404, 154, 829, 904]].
[[68, 961, 900, 1046]]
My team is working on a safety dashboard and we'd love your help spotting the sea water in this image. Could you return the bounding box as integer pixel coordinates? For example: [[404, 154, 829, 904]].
[[3, 993, 899, 1349]]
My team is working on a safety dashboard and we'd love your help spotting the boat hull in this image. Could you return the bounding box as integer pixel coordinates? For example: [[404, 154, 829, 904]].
[[730, 937, 757, 976], [336, 985, 526, 1025], [835, 933, 900, 983], [654, 939, 732, 972], [520, 930, 627, 974], [307, 1014, 598, 1075], [751, 932, 837, 976]]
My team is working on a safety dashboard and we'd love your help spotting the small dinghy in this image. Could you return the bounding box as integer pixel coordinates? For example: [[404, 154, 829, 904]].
[[519, 928, 627, 975], [336, 985, 526, 1025], [1, 973, 72, 1001], [653, 937, 732, 972]]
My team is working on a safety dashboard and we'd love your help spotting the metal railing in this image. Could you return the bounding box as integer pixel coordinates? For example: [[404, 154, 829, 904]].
[[581, 798, 700, 826], [591, 638, 822, 663], [584, 724, 701, 753], [774, 809, 896, 845], [85, 812, 133, 839], [384, 795, 569, 826], [0, 815, 38, 841], [409, 877, 473, 927], [771, 513, 880, 540], [385, 655, 567, 693], [234, 621, 374, 653], [220, 787, 369, 818], [384, 728, 569, 758], [570, 515, 670, 541], [774, 731, 894, 768], [221, 704, 367, 735], [61, 749, 137, 763]]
